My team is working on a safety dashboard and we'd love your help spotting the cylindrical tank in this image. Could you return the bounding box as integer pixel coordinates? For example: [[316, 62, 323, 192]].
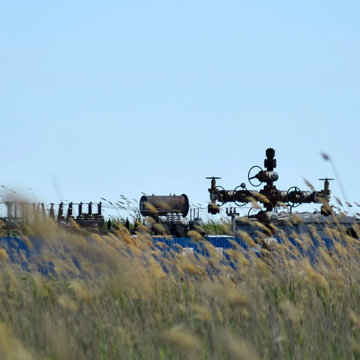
[[139, 194, 189, 217]]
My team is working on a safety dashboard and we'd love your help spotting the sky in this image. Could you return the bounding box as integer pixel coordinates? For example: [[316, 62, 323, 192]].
[[0, 0, 359, 219]]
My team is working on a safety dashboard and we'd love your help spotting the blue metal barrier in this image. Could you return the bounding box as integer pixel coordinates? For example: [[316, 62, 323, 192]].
[[0, 233, 354, 276]]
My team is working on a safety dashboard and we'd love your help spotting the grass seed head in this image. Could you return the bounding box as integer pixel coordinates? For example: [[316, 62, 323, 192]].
[[162, 325, 200, 357]]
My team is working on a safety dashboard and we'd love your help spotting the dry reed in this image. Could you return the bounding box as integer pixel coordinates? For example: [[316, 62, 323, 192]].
[[0, 214, 359, 359]]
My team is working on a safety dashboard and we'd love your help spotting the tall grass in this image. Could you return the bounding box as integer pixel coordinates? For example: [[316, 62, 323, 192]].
[[0, 215, 359, 359], [200, 217, 232, 235]]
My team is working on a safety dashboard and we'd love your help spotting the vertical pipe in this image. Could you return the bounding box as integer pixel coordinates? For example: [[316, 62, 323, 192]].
[[49, 203, 55, 220], [79, 202, 83, 217], [41, 203, 45, 219], [57, 202, 64, 221], [67, 202, 73, 220], [6, 202, 11, 219]]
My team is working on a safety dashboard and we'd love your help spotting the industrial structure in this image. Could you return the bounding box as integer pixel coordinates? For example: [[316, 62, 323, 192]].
[[0, 148, 358, 244]]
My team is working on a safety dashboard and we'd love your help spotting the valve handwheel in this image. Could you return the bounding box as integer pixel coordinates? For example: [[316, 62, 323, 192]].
[[287, 186, 302, 208], [234, 185, 247, 206], [248, 166, 263, 187], [247, 207, 258, 218]]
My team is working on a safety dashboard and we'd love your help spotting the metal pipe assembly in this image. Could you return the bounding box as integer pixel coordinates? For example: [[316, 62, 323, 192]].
[[207, 147, 333, 215]]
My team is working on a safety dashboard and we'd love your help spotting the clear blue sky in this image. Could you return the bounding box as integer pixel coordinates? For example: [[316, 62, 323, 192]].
[[1, 1, 359, 218]]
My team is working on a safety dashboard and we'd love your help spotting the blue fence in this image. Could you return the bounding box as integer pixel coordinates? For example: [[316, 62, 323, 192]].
[[0, 233, 351, 276]]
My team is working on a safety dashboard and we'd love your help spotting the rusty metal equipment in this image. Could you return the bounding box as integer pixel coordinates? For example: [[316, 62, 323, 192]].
[[139, 194, 189, 217], [2, 201, 105, 230], [207, 147, 333, 215], [139, 194, 197, 237]]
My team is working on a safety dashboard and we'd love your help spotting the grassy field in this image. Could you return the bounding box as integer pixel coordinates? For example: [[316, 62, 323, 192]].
[[0, 217, 359, 359]]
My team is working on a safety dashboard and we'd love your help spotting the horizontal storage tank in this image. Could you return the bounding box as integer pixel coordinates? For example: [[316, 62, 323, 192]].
[[139, 194, 189, 217]]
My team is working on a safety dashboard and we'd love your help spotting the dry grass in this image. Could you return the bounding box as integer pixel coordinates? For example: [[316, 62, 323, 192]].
[[0, 217, 359, 359]]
